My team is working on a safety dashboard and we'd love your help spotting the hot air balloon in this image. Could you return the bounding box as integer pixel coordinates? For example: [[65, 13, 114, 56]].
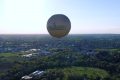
[[47, 14, 71, 38]]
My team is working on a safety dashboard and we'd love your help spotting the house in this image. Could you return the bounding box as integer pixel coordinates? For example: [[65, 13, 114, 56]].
[[21, 75, 32, 80], [21, 70, 45, 80], [22, 54, 33, 58], [29, 70, 45, 78]]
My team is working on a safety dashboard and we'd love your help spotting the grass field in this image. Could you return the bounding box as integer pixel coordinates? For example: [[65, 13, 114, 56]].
[[47, 67, 110, 80], [0, 53, 19, 57]]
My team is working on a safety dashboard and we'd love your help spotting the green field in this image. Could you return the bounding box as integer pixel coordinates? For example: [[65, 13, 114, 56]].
[[46, 67, 110, 80], [0, 53, 19, 57]]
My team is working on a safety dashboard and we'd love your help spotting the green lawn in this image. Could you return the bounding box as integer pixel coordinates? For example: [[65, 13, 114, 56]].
[[63, 67, 110, 80], [0, 53, 19, 57], [47, 67, 110, 80]]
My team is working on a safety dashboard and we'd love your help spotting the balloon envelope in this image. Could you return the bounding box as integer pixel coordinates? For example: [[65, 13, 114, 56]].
[[47, 14, 71, 38]]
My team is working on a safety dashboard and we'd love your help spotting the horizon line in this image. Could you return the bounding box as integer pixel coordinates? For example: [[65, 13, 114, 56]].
[[0, 33, 120, 35]]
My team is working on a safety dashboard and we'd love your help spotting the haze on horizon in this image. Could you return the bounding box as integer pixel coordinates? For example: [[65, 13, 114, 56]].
[[0, 0, 120, 34]]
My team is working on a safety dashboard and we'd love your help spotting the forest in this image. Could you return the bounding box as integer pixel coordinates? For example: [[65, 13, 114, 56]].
[[0, 34, 120, 80]]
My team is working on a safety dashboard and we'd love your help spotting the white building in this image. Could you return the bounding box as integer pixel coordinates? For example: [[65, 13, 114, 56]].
[[21, 70, 45, 80], [21, 75, 32, 80]]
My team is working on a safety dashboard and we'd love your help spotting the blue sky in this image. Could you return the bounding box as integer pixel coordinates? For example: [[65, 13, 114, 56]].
[[0, 0, 120, 34]]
